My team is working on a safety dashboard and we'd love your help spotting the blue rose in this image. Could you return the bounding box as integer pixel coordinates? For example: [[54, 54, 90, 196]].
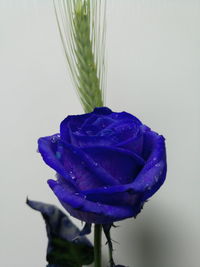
[[38, 107, 167, 224]]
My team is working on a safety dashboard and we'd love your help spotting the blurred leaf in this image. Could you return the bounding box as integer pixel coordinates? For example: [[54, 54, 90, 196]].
[[79, 223, 92, 236], [27, 199, 94, 267]]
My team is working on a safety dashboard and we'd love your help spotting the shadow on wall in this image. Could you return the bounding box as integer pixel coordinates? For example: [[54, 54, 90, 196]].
[[118, 202, 182, 267]]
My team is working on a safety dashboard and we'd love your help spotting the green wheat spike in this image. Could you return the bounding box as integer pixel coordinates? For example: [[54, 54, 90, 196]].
[[54, 0, 106, 113]]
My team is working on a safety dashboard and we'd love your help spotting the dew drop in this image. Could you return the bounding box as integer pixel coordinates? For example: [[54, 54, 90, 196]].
[[155, 176, 159, 182], [155, 163, 160, 167], [147, 186, 151, 190], [86, 130, 93, 135], [103, 186, 108, 190], [56, 151, 61, 159], [94, 162, 98, 166], [75, 192, 79, 196], [70, 171, 76, 180], [51, 136, 57, 143]]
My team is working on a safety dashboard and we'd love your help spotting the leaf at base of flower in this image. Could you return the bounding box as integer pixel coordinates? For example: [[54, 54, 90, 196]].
[[26, 198, 94, 266]]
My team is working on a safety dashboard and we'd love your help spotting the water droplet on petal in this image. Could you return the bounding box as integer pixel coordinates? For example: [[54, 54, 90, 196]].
[[70, 171, 76, 180], [56, 151, 61, 159], [75, 192, 79, 196], [51, 136, 57, 143], [155, 163, 160, 167], [153, 157, 157, 161], [94, 162, 98, 166], [103, 186, 108, 190], [86, 130, 93, 135]]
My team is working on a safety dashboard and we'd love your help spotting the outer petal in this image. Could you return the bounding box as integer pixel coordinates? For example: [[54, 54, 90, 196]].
[[132, 132, 167, 201], [79, 132, 166, 204], [38, 135, 120, 191], [48, 180, 140, 224], [38, 135, 77, 188], [81, 187, 141, 206]]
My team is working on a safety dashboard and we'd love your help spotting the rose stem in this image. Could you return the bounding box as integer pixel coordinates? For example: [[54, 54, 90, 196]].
[[94, 224, 102, 267]]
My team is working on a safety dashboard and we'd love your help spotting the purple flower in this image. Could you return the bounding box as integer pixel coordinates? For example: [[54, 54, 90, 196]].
[[38, 107, 167, 224]]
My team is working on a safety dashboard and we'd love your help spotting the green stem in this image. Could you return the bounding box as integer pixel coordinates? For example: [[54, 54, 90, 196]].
[[94, 224, 102, 267]]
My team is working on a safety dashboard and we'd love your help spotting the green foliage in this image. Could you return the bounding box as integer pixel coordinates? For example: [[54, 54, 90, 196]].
[[47, 237, 93, 267], [54, 0, 106, 113]]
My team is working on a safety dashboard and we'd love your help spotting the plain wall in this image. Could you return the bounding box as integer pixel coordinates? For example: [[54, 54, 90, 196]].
[[0, 0, 200, 266]]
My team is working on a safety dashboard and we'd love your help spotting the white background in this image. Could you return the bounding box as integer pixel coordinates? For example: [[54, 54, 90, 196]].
[[0, 1, 200, 266]]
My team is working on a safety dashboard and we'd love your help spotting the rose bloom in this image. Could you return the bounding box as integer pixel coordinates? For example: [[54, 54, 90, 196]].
[[38, 107, 167, 224]]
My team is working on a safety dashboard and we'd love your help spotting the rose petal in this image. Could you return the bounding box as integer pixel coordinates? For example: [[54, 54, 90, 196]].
[[131, 132, 167, 200], [48, 181, 139, 224], [60, 113, 91, 143], [80, 133, 166, 203], [38, 136, 120, 191], [69, 132, 118, 147], [93, 107, 112, 115], [82, 188, 141, 206], [116, 125, 149, 155], [38, 135, 77, 188], [81, 116, 114, 135], [108, 111, 142, 126], [82, 146, 145, 184]]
